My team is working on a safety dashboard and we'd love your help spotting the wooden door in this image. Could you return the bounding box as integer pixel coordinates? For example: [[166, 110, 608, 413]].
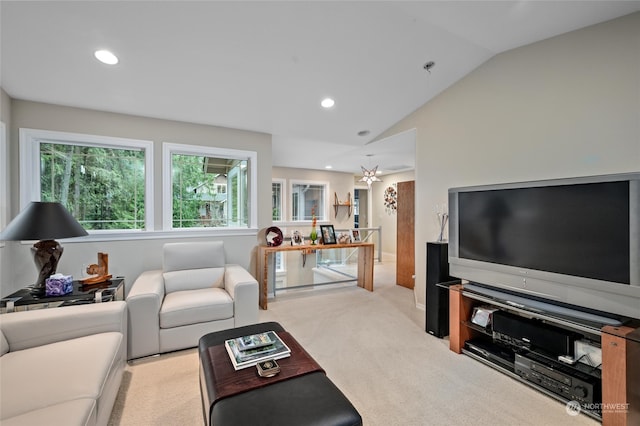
[[396, 180, 415, 288]]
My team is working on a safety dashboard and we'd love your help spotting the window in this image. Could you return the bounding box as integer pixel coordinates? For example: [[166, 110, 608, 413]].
[[20, 128, 153, 232], [163, 143, 257, 230], [272, 179, 285, 222], [290, 181, 328, 221]]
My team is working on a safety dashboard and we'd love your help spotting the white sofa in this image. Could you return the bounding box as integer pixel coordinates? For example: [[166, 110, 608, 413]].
[[126, 241, 259, 360], [0, 301, 127, 426]]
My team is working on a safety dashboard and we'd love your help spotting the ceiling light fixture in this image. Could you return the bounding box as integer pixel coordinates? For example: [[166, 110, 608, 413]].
[[325, 165, 333, 169], [321, 98, 335, 108], [359, 154, 382, 189], [94, 49, 119, 65], [359, 165, 382, 188]]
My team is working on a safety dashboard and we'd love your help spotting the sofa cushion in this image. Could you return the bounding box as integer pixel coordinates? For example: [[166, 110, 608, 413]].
[[0, 332, 123, 421], [160, 288, 233, 329], [163, 267, 225, 293], [0, 398, 96, 426]]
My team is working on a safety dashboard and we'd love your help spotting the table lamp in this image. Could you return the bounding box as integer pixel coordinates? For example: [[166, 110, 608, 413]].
[[0, 202, 88, 291]]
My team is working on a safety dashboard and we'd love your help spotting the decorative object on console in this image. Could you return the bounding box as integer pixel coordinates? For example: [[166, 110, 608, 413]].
[[310, 205, 318, 245], [265, 226, 283, 247], [320, 225, 336, 245], [80, 252, 112, 285], [0, 202, 88, 291], [350, 229, 361, 243], [384, 185, 397, 214]]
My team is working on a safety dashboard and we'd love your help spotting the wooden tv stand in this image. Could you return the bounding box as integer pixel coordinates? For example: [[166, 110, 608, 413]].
[[449, 284, 639, 425]]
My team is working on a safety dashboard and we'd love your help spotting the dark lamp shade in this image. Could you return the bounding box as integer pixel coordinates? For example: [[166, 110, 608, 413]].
[[0, 202, 89, 241]]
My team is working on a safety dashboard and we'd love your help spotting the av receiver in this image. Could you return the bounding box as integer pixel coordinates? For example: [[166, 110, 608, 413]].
[[515, 352, 600, 405], [492, 310, 579, 356]]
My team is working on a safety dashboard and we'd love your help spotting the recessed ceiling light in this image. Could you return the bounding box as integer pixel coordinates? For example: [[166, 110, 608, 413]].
[[357, 130, 370, 137], [321, 98, 335, 108], [325, 165, 333, 169], [94, 49, 119, 65]]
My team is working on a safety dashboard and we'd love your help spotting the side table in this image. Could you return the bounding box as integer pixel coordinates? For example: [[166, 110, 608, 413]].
[[0, 277, 125, 314]]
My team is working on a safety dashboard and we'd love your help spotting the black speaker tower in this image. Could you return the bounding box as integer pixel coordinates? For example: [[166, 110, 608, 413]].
[[426, 242, 452, 338]]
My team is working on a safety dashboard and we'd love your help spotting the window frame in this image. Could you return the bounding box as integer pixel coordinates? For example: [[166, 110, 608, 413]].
[[162, 142, 258, 232], [19, 128, 154, 234], [272, 178, 286, 223], [289, 179, 329, 222]]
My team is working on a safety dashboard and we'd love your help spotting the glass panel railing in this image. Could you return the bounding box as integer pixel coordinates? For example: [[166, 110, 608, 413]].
[[268, 226, 382, 297]]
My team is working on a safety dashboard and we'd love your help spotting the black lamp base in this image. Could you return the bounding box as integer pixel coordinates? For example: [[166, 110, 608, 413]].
[[31, 239, 64, 290], [27, 285, 46, 298]]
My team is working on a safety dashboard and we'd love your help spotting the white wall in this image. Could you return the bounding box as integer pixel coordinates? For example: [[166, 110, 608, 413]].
[[2, 99, 272, 296], [376, 12, 640, 309]]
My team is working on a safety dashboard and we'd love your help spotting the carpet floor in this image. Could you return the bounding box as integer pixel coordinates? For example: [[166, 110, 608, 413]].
[[109, 262, 599, 426]]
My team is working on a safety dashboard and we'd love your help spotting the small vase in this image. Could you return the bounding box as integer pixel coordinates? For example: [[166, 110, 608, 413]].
[[310, 228, 318, 245]]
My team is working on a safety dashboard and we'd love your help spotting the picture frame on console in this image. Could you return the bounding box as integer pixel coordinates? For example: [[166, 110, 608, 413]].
[[320, 225, 336, 245], [337, 232, 351, 244], [291, 230, 304, 246]]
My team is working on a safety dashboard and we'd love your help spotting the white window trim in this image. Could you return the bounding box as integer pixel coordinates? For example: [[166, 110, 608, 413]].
[[289, 179, 330, 222], [272, 178, 286, 223], [162, 142, 258, 231], [19, 128, 155, 232]]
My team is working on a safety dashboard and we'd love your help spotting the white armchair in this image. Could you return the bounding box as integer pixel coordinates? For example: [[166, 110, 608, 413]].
[[126, 241, 258, 360]]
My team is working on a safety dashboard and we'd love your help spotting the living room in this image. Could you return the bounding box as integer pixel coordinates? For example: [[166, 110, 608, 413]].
[[1, 2, 639, 425]]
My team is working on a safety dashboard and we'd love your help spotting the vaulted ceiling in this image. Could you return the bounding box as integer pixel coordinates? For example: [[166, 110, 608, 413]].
[[2, 1, 638, 175]]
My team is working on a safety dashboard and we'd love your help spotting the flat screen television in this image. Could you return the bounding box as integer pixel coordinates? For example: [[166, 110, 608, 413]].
[[448, 172, 640, 320]]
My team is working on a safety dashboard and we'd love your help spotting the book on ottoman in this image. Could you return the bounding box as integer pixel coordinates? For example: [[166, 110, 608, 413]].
[[224, 331, 291, 370]]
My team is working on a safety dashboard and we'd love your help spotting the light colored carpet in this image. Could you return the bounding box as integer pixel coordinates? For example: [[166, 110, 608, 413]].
[[109, 262, 599, 425]]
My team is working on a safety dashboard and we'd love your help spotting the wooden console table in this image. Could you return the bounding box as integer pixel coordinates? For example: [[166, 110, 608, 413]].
[[257, 242, 374, 309]]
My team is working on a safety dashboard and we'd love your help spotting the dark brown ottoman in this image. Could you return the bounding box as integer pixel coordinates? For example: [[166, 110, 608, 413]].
[[199, 322, 362, 426]]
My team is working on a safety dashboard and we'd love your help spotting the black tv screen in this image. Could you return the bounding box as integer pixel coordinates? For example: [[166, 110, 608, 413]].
[[458, 181, 630, 284]]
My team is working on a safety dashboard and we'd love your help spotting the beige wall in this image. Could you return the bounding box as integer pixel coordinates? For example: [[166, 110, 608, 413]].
[[2, 100, 272, 296], [376, 13, 640, 309]]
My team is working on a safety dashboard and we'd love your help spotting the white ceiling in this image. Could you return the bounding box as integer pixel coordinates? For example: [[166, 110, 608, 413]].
[[2, 1, 639, 175]]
